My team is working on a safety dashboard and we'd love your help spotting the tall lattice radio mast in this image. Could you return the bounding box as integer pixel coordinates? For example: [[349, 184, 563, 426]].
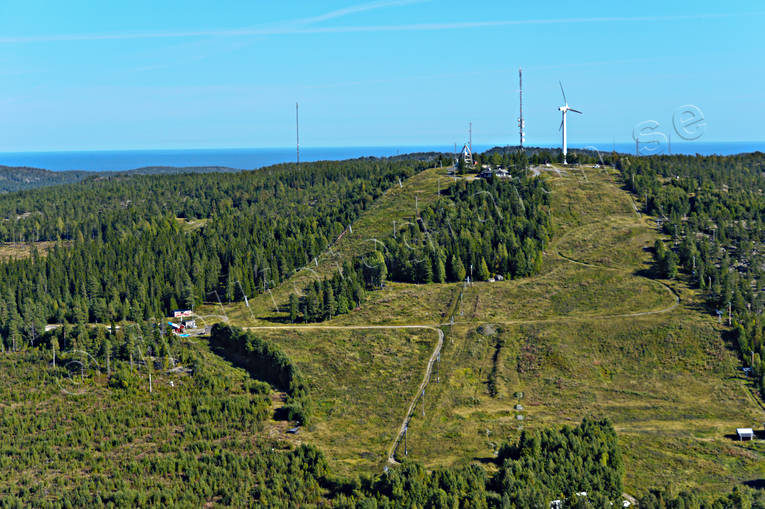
[[518, 68, 525, 150]]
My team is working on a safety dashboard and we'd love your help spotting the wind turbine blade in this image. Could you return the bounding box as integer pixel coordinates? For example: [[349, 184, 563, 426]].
[[559, 81, 567, 104], [559, 118, 564, 131], [569, 108, 583, 114]]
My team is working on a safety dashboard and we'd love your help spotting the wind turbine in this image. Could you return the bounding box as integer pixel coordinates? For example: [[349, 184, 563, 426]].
[[557, 81, 582, 165]]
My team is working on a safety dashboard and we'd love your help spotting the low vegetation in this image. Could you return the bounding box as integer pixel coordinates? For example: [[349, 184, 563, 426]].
[[620, 152, 765, 397], [0, 152, 763, 506]]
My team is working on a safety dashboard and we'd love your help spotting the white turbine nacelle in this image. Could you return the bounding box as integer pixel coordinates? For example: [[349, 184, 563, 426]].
[[557, 81, 582, 165]]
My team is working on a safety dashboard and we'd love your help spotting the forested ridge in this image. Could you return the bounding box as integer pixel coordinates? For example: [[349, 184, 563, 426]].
[[383, 176, 550, 284], [291, 175, 551, 323], [0, 159, 428, 350], [0, 164, 247, 194], [0, 154, 763, 506], [617, 152, 765, 397]]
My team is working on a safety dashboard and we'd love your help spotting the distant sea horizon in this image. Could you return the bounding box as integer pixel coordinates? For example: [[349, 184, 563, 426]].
[[0, 141, 763, 172]]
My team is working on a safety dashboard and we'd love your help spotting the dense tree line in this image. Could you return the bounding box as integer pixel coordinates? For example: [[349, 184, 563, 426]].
[[209, 324, 311, 424], [292, 176, 550, 323], [384, 176, 550, 284], [0, 158, 427, 351], [290, 259, 383, 323], [490, 418, 624, 506], [637, 487, 761, 509], [617, 152, 765, 397]]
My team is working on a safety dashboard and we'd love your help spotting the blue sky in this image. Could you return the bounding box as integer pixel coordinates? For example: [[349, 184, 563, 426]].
[[0, 0, 763, 151]]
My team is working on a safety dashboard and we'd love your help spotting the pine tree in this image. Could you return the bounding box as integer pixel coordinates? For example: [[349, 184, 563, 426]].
[[449, 255, 466, 282], [289, 294, 299, 323], [477, 257, 490, 281], [434, 255, 446, 284]]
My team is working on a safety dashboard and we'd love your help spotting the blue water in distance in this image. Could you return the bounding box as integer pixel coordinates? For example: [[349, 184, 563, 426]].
[[0, 142, 762, 172]]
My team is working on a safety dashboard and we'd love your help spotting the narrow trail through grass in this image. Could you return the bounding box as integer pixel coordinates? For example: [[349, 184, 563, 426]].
[[220, 165, 764, 489]]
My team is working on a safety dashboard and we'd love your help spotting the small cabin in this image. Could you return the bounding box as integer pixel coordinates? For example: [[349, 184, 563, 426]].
[[736, 428, 754, 441]]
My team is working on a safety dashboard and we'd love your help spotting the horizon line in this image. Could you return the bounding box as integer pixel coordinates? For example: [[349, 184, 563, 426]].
[[1, 140, 763, 155]]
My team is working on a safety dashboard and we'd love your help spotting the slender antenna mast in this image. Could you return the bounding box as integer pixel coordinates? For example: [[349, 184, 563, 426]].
[[469, 122, 472, 153], [518, 68, 525, 150], [296, 102, 300, 168]]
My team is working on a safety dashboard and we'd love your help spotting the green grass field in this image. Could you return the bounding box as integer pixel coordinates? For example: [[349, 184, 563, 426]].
[[219, 164, 765, 495], [251, 327, 437, 476], [4, 163, 762, 504]]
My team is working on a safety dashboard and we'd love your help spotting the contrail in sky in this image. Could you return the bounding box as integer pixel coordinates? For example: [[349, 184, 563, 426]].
[[0, 11, 758, 44]]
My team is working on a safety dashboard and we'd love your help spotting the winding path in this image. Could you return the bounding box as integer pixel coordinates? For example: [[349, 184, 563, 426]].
[[240, 172, 689, 469], [244, 324, 444, 464]]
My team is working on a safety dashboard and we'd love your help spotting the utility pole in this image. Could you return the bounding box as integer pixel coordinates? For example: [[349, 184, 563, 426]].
[[422, 388, 425, 417], [728, 301, 732, 326], [404, 425, 408, 456], [296, 102, 300, 169]]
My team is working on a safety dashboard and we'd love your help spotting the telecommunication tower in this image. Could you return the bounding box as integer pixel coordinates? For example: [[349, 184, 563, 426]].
[[518, 68, 525, 149]]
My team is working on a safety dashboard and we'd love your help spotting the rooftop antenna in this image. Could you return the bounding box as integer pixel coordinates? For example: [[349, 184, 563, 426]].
[[557, 81, 582, 165], [518, 68, 525, 150], [296, 102, 300, 168]]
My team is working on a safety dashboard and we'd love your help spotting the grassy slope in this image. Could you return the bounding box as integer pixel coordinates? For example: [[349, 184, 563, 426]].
[[254, 327, 436, 476], [2, 163, 762, 499], [203, 168, 447, 325], [225, 165, 765, 494]]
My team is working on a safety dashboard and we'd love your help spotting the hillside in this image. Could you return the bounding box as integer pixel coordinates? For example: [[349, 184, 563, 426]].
[[0, 165, 92, 192], [0, 164, 245, 193], [0, 155, 763, 506], [212, 162, 765, 493]]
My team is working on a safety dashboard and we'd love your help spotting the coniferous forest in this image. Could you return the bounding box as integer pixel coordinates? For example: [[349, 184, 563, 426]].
[[383, 176, 550, 284], [0, 155, 762, 507], [0, 159, 427, 351], [292, 175, 551, 323], [617, 152, 765, 398]]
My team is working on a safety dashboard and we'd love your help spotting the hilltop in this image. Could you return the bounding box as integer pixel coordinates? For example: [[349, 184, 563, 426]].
[[0, 154, 762, 506]]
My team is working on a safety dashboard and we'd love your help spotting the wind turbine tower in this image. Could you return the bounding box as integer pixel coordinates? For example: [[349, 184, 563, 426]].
[[557, 81, 582, 165], [518, 68, 525, 150]]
